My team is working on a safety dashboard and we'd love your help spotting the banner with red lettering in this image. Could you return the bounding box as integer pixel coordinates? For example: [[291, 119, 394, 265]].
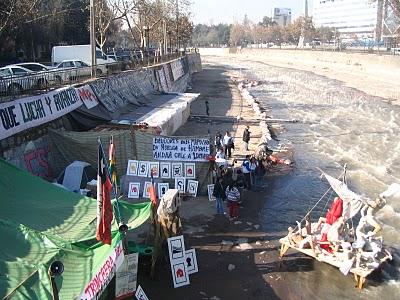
[[0, 87, 83, 140], [75, 85, 99, 109], [80, 240, 125, 300]]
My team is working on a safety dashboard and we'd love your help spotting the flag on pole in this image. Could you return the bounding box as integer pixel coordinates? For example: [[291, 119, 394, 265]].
[[96, 141, 113, 245], [108, 138, 118, 188], [149, 176, 157, 206]]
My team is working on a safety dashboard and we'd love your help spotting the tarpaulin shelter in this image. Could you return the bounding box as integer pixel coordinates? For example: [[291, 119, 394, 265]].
[[0, 159, 152, 300]]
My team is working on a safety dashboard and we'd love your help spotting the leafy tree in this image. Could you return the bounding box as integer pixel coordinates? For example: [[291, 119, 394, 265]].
[[259, 16, 277, 28]]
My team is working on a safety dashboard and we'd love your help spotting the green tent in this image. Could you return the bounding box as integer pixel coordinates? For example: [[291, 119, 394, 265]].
[[0, 159, 152, 300]]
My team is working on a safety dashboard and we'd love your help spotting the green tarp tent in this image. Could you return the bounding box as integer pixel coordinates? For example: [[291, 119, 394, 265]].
[[0, 159, 152, 300]]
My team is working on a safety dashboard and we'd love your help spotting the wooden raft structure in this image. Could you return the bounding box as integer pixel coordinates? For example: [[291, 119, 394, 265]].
[[278, 237, 390, 289]]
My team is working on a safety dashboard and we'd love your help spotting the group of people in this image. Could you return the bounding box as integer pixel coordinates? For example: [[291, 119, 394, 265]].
[[212, 127, 269, 221], [214, 125, 252, 159]]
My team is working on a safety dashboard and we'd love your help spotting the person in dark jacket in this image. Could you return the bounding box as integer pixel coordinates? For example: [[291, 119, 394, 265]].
[[213, 177, 226, 214], [242, 126, 251, 151]]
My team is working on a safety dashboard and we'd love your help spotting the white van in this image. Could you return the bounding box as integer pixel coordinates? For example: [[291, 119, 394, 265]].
[[51, 45, 116, 74]]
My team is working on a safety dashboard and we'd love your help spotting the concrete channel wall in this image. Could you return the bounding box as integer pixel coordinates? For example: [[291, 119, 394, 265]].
[[0, 53, 202, 179]]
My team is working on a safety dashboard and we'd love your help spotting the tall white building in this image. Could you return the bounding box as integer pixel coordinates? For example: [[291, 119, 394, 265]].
[[273, 8, 292, 26], [313, 0, 379, 40]]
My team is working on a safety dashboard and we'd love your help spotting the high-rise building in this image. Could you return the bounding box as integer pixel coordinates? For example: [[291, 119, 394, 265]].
[[313, 0, 379, 40], [273, 8, 292, 26]]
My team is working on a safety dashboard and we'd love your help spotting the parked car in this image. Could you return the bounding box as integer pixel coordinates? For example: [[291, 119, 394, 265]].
[[0, 65, 45, 94], [12, 62, 62, 85], [55, 59, 92, 79]]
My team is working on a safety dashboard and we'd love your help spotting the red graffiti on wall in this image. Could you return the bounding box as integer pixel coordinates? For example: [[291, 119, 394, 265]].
[[24, 146, 52, 180]]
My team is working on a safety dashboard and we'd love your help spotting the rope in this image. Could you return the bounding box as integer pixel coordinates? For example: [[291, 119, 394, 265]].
[[298, 186, 332, 225], [319, 189, 334, 219], [298, 168, 346, 225]]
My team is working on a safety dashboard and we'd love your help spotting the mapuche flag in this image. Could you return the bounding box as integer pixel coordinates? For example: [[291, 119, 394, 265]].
[[96, 143, 113, 245]]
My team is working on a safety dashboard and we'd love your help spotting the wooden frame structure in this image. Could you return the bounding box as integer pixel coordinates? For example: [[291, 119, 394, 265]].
[[279, 237, 390, 289]]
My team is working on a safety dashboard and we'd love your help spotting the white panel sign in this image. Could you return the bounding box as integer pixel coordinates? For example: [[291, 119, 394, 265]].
[[115, 253, 139, 300], [0, 87, 83, 140], [167, 235, 190, 288], [153, 137, 210, 162]]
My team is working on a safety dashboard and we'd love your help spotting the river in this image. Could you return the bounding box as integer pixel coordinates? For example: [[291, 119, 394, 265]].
[[205, 55, 400, 300]]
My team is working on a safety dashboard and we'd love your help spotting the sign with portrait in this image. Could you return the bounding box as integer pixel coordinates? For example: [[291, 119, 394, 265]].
[[187, 180, 198, 197], [126, 160, 139, 176], [128, 182, 140, 199], [157, 182, 169, 198], [184, 163, 196, 179], [174, 178, 186, 193], [138, 161, 149, 177], [160, 162, 171, 178]]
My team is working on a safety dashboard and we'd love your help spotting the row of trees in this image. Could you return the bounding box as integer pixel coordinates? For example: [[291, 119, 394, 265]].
[[0, 0, 194, 64], [192, 15, 337, 47]]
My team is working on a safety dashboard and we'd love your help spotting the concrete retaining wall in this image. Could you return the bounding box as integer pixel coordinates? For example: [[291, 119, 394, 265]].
[[1, 54, 203, 178]]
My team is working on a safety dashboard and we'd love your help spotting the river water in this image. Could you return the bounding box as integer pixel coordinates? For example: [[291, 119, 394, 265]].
[[206, 56, 400, 300]]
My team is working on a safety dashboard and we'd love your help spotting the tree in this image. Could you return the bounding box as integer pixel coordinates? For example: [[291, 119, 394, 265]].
[[316, 26, 335, 44], [95, 0, 125, 52], [229, 22, 246, 46], [259, 16, 277, 28]]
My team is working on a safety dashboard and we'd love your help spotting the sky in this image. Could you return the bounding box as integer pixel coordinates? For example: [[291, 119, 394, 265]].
[[191, 0, 312, 25]]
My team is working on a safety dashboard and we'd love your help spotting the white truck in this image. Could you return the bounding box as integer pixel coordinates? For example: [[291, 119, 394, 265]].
[[51, 45, 116, 75]]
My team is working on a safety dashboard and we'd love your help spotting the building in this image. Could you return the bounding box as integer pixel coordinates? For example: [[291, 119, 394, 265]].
[[313, 0, 379, 40], [273, 8, 292, 26]]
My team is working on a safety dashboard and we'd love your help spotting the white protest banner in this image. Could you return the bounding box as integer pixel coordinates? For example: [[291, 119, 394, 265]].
[[79, 241, 125, 300], [153, 137, 210, 162], [116, 253, 139, 300], [135, 285, 149, 300], [167, 235, 190, 288], [0, 87, 83, 140], [75, 84, 99, 109]]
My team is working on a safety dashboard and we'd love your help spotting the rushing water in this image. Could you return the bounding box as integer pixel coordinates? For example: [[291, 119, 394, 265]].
[[206, 56, 400, 299]]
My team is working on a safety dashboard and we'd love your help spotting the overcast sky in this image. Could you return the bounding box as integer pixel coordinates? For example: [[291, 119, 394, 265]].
[[191, 0, 311, 25]]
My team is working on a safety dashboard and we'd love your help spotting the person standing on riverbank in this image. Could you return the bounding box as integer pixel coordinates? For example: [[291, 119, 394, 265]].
[[242, 155, 252, 190], [242, 126, 251, 151], [223, 131, 234, 158], [213, 177, 226, 214], [214, 131, 223, 150], [226, 182, 240, 219], [205, 100, 210, 116]]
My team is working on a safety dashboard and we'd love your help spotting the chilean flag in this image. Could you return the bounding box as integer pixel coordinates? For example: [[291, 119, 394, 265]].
[[96, 143, 113, 245]]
